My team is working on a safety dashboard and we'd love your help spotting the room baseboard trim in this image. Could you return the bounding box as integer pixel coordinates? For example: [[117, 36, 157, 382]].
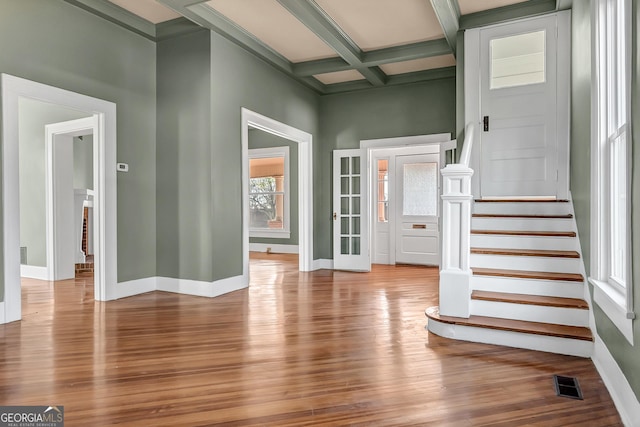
[[157, 275, 247, 298], [592, 335, 640, 425], [0, 302, 5, 324], [249, 243, 299, 254], [20, 265, 49, 281], [312, 259, 333, 270], [116, 277, 157, 299]]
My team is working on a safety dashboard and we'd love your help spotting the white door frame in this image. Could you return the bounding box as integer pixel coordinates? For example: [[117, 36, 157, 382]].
[[1, 74, 117, 324], [46, 117, 96, 281], [241, 108, 313, 275], [362, 134, 454, 266], [464, 11, 571, 199]]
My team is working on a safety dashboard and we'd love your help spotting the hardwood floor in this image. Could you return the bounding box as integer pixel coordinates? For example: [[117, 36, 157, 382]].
[[2, 254, 621, 426]]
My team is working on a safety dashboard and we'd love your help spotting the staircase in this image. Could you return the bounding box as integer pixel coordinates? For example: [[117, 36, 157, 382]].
[[426, 199, 593, 357]]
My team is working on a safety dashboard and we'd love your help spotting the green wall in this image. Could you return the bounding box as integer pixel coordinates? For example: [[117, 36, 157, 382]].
[[209, 32, 320, 281], [318, 79, 456, 258], [0, 0, 157, 293], [73, 135, 94, 191], [571, 0, 640, 399], [156, 29, 213, 281], [248, 128, 299, 247], [18, 98, 89, 267]]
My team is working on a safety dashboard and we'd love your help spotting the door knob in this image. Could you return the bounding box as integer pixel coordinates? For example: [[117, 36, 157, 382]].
[[333, 212, 337, 220]]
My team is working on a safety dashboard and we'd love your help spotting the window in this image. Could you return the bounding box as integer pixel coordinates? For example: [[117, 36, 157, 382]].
[[377, 159, 389, 222], [249, 147, 290, 239], [590, 0, 634, 343], [490, 30, 546, 89]]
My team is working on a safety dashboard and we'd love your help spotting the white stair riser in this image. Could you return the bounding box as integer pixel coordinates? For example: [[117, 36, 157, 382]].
[[470, 300, 589, 327], [470, 254, 581, 273], [473, 202, 572, 216], [472, 217, 573, 232], [427, 320, 592, 357], [472, 275, 584, 299], [471, 234, 576, 251]]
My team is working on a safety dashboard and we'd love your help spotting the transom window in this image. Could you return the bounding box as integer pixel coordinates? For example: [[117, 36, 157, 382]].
[[249, 147, 290, 239], [590, 0, 633, 343]]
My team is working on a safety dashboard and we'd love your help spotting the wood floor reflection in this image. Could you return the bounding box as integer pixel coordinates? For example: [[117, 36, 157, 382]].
[[1, 253, 621, 426]]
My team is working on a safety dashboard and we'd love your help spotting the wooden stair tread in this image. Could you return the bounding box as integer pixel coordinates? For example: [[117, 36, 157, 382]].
[[474, 199, 569, 203], [471, 290, 588, 309], [473, 267, 584, 282], [426, 306, 593, 341], [471, 247, 580, 258], [473, 213, 573, 219], [471, 229, 576, 237]]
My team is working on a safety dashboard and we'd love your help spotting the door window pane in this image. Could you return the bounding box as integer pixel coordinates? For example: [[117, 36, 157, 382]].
[[377, 159, 389, 222], [403, 162, 437, 216], [491, 30, 545, 89]]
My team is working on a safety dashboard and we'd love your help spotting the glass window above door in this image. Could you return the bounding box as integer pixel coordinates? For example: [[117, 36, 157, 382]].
[[490, 30, 545, 89]]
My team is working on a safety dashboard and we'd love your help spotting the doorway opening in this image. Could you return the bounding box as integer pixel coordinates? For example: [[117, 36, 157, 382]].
[[241, 108, 313, 282], [1, 74, 117, 324]]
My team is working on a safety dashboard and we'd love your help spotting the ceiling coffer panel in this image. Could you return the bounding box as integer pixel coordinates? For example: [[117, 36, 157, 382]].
[[313, 69, 366, 85], [458, 0, 529, 15], [206, 0, 339, 63], [313, 0, 444, 52]]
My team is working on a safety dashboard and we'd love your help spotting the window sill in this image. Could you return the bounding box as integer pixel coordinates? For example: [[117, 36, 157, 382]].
[[250, 230, 291, 239], [589, 277, 634, 345]]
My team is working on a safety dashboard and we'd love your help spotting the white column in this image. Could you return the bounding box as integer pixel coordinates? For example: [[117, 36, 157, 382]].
[[439, 164, 474, 318]]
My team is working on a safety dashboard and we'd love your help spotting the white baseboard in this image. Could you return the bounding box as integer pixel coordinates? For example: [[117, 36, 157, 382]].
[[312, 259, 333, 270], [116, 277, 157, 299], [157, 274, 248, 298], [249, 243, 299, 254], [20, 264, 49, 280], [0, 302, 5, 324], [592, 336, 640, 426]]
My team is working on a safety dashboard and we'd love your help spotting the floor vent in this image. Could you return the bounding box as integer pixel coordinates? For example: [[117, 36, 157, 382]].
[[553, 375, 583, 400]]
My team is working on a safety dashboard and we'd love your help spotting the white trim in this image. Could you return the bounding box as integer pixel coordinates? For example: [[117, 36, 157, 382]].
[[1, 74, 117, 324], [46, 117, 96, 282], [116, 277, 157, 299], [0, 302, 4, 324], [312, 259, 334, 270], [157, 275, 247, 298], [20, 265, 49, 281], [248, 146, 291, 238], [241, 108, 313, 275], [249, 243, 299, 254], [360, 133, 451, 149], [590, 278, 634, 343], [592, 335, 640, 426]]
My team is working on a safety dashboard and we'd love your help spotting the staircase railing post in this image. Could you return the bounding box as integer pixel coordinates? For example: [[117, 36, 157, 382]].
[[440, 163, 474, 318]]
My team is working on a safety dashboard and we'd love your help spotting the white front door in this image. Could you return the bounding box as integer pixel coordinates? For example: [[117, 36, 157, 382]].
[[394, 153, 440, 265], [477, 13, 568, 199], [333, 149, 370, 271]]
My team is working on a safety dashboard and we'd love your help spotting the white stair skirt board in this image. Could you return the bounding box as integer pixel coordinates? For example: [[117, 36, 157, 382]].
[[471, 217, 573, 232], [470, 234, 576, 251], [20, 265, 49, 281], [427, 317, 593, 358], [249, 243, 299, 254], [473, 202, 572, 215], [470, 300, 589, 327], [470, 254, 581, 273], [592, 335, 640, 426], [157, 275, 247, 298], [472, 275, 584, 299]]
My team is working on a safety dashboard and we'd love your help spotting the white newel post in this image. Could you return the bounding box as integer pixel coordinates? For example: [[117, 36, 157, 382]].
[[439, 163, 474, 318]]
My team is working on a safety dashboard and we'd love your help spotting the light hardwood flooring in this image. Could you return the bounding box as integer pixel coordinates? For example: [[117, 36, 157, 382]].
[[1, 253, 621, 426]]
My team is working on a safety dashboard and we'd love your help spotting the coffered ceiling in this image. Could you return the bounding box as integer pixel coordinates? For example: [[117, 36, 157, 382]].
[[64, 0, 572, 94]]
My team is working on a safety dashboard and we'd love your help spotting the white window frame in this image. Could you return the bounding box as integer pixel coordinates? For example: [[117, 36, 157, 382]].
[[589, 0, 634, 344], [248, 146, 290, 239]]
